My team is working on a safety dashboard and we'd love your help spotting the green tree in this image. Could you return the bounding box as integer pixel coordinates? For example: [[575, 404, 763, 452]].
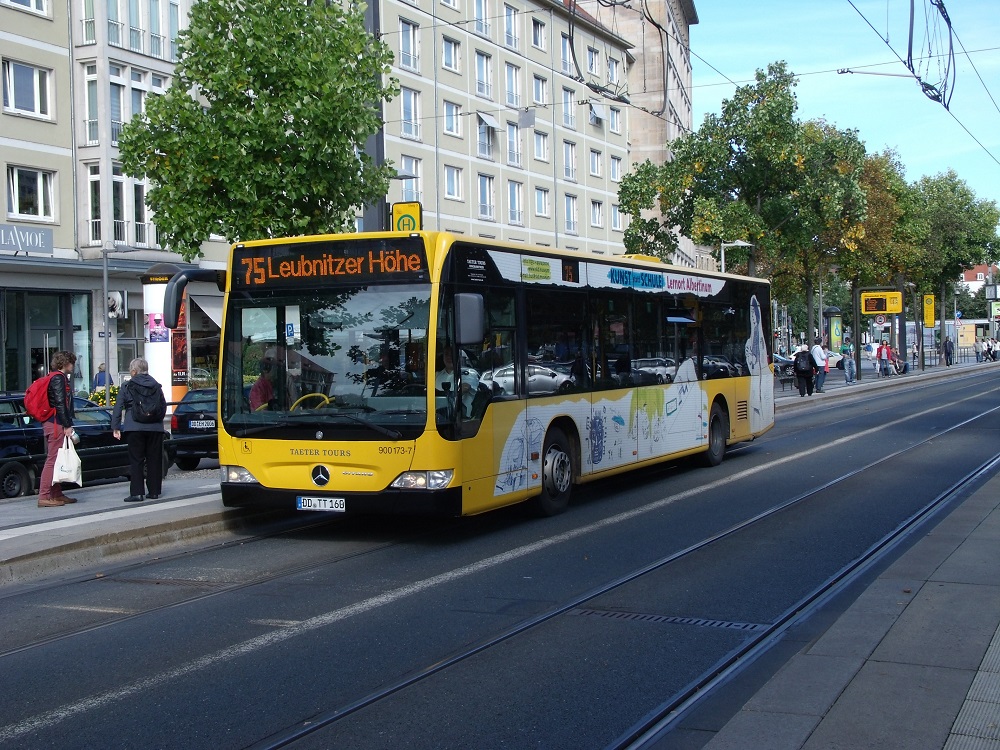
[[119, 0, 398, 261], [915, 171, 999, 343]]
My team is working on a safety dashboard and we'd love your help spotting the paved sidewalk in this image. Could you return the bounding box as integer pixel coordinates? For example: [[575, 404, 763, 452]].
[[693, 469, 1000, 750]]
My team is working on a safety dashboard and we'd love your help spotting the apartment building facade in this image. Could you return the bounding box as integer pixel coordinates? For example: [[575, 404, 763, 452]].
[[368, 0, 637, 255], [3, 0, 699, 393]]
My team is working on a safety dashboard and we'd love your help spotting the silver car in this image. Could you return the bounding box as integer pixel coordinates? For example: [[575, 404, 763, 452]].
[[634, 357, 676, 383], [481, 363, 573, 395]]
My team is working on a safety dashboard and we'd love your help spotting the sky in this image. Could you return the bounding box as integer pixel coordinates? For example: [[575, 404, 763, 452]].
[[689, 0, 1000, 211]]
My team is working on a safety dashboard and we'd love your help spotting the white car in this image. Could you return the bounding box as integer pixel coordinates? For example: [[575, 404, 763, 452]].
[[481, 363, 573, 395], [634, 357, 676, 383]]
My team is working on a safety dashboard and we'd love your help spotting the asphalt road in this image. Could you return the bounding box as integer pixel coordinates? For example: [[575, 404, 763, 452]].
[[1, 369, 998, 749]]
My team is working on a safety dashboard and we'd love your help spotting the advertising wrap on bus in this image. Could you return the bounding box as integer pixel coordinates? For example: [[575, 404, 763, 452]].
[[164, 231, 774, 519]]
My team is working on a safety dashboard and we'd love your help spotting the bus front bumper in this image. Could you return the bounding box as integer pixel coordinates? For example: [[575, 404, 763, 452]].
[[221, 483, 464, 517]]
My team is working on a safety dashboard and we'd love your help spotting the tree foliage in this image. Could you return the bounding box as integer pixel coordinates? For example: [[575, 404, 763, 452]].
[[119, 0, 398, 260]]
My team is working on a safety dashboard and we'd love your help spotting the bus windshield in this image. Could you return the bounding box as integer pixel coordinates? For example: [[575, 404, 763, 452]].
[[220, 283, 431, 440]]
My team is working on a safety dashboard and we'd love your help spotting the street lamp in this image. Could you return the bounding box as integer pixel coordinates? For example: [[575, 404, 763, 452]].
[[719, 240, 753, 274], [101, 243, 139, 406]]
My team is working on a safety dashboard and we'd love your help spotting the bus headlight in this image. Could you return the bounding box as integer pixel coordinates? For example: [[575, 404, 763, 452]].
[[221, 465, 259, 484], [390, 470, 454, 490]]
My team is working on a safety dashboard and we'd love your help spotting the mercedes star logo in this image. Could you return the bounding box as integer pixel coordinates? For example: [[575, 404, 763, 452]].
[[311, 465, 330, 487]]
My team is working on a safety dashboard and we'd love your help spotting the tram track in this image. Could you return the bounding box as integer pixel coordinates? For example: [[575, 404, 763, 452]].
[[0, 514, 466, 661], [242, 405, 1000, 749]]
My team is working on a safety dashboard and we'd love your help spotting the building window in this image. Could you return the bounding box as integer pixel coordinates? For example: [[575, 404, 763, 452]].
[[443, 100, 461, 136], [508, 180, 523, 225], [562, 88, 576, 128], [533, 130, 548, 161], [564, 195, 578, 234], [445, 165, 462, 199], [400, 155, 421, 202], [560, 34, 572, 74], [608, 57, 620, 84], [110, 81, 125, 144], [587, 47, 600, 76], [590, 200, 603, 227], [535, 187, 549, 217], [112, 164, 126, 243], [477, 115, 495, 159], [475, 51, 492, 98], [4, 0, 47, 12], [531, 18, 546, 50], [506, 122, 521, 167], [611, 204, 623, 231], [610, 106, 621, 134], [532, 74, 547, 105], [478, 174, 495, 219], [611, 155, 623, 182], [6, 166, 54, 220], [401, 87, 421, 140], [87, 164, 101, 243], [442, 37, 460, 72], [562, 141, 576, 181], [589, 149, 602, 177], [505, 63, 520, 107], [474, 0, 490, 36], [134, 181, 152, 246], [503, 4, 519, 48], [2, 61, 50, 118], [399, 19, 420, 71]]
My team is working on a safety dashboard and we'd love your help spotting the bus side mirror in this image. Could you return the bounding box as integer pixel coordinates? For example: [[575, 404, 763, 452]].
[[455, 293, 485, 347]]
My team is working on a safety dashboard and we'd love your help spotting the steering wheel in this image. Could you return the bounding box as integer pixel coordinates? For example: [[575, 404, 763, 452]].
[[290, 393, 330, 411]]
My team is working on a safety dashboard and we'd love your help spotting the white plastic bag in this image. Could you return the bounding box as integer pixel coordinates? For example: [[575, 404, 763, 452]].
[[54, 436, 83, 487]]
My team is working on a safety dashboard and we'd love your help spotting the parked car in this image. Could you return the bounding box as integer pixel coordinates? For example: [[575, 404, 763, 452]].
[[0, 393, 174, 499], [170, 388, 219, 471], [773, 353, 796, 377], [480, 363, 573, 395], [634, 357, 676, 383], [701, 355, 742, 379]]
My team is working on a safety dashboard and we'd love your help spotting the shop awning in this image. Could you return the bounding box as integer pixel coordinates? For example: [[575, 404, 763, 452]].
[[190, 294, 223, 328]]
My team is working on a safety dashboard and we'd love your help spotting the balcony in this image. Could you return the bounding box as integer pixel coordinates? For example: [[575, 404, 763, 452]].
[[505, 91, 520, 108], [108, 20, 124, 48], [474, 18, 491, 37], [478, 203, 495, 220], [88, 219, 101, 246], [400, 50, 420, 71], [476, 80, 493, 99], [150, 34, 165, 60], [563, 165, 576, 181], [130, 26, 145, 53], [111, 119, 123, 146], [477, 139, 494, 160], [509, 208, 523, 225], [507, 148, 522, 167], [85, 119, 99, 146], [82, 18, 96, 44]]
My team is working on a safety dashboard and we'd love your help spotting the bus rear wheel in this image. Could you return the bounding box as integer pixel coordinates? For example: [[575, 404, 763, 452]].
[[702, 402, 728, 467], [533, 427, 574, 516]]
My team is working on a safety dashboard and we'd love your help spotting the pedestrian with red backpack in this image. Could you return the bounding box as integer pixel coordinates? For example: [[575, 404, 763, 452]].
[[29, 351, 78, 507]]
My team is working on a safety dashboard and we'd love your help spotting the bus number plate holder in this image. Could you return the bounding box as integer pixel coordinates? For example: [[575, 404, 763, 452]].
[[296, 496, 346, 512]]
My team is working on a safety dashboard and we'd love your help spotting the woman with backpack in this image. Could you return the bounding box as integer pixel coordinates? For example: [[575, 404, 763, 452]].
[[35, 351, 78, 507], [112, 357, 167, 503]]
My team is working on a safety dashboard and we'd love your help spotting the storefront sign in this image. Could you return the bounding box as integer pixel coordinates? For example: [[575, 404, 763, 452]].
[[0, 223, 54, 254]]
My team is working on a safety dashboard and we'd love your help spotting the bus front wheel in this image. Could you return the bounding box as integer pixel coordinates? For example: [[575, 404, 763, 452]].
[[533, 427, 574, 516], [703, 402, 728, 467]]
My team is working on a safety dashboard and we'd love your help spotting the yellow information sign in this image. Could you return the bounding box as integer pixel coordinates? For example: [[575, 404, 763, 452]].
[[392, 202, 422, 232], [860, 291, 903, 314], [923, 294, 935, 328]]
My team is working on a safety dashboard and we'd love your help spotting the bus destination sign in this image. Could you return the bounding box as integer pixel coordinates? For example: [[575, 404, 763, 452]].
[[233, 238, 428, 289]]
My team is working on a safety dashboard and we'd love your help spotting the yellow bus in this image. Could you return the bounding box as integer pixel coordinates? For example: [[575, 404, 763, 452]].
[[164, 232, 774, 517]]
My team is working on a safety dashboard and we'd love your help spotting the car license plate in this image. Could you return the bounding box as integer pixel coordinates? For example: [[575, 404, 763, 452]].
[[190, 419, 216, 429], [296, 496, 346, 512]]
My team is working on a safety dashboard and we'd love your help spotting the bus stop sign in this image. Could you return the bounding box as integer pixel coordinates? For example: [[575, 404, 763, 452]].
[[392, 202, 422, 232]]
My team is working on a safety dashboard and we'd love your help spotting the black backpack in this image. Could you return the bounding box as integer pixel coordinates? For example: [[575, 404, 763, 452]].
[[130, 381, 167, 424], [793, 350, 813, 374]]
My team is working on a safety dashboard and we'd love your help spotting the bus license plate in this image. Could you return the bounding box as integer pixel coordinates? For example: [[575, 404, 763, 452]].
[[296, 496, 346, 512], [190, 419, 216, 429]]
